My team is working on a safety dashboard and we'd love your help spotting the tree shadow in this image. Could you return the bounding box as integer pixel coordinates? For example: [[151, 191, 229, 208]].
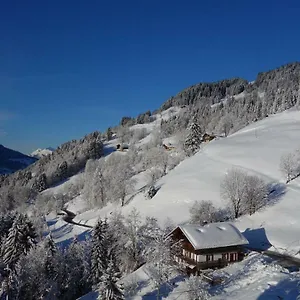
[[103, 144, 116, 156], [55, 229, 91, 250], [142, 275, 184, 300], [243, 227, 272, 251], [46, 218, 58, 227], [256, 277, 299, 300], [266, 182, 287, 206], [51, 223, 74, 238]]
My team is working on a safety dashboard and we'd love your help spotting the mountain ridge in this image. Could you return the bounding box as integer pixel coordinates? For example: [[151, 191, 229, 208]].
[[0, 144, 37, 174]]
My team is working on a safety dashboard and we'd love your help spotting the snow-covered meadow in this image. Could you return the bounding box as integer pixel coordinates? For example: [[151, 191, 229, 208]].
[[45, 109, 300, 299], [54, 109, 300, 254]]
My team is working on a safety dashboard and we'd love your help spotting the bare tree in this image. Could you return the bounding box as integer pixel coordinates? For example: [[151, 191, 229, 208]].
[[84, 159, 108, 208], [218, 114, 233, 137], [147, 168, 163, 187], [117, 126, 132, 144], [189, 200, 218, 225], [149, 130, 163, 148], [106, 154, 137, 206], [145, 231, 177, 299], [91, 160, 107, 207], [280, 151, 300, 183], [131, 128, 148, 143], [221, 168, 268, 218], [122, 208, 143, 272], [143, 147, 169, 175], [243, 175, 268, 215], [221, 168, 246, 218]]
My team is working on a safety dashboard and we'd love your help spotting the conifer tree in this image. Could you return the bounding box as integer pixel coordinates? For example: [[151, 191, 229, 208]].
[[59, 239, 91, 300], [91, 219, 112, 284], [1, 214, 37, 299], [3, 213, 37, 270], [97, 256, 124, 300], [43, 234, 58, 280], [184, 122, 202, 156]]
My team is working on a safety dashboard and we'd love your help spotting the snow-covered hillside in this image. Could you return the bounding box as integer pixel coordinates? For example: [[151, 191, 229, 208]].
[[45, 109, 300, 299], [59, 109, 300, 256], [79, 252, 300, 300]]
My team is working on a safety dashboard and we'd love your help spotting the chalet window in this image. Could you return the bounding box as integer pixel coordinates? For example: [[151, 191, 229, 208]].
[[222, 253, 229, 260], [230, 253, 237, 261], [206, 254, 213, 262], [182, 249, 186, 256]]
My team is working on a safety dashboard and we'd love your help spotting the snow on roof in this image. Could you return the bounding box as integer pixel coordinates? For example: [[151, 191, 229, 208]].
[[178, 222, 249, 250]]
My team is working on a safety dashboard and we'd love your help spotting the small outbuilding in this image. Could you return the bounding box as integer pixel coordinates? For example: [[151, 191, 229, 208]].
[[116, 144, 129, 151], [201, 133, 216, 143]]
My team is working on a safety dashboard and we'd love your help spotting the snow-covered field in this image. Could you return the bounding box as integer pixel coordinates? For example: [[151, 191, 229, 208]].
[[79, 253, 300, 300], [122, 110, 300, 255], [46, 109, 300, 299], [50, 109, 300, 254], [169, 253, 299, 300]]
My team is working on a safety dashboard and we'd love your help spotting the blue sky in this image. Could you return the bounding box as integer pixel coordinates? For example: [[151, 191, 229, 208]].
[[1, 0, 300, 154]]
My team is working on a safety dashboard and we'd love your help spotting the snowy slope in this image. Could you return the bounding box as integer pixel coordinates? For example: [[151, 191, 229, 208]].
[[47, 109, 300, 300], [78, 253, 300, 300], [70, 109, 300, 255], [120, 110, 300, 254], [49, 110, 300, 252], [167, 253, 299, 300]]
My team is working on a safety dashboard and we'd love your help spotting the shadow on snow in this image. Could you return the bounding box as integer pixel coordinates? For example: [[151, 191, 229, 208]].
[[257, 277, 299, 300], [142, 275, 184, 300], [266, 182, 287, 206], [243, 227, 272, 251], [55, 229, 91, 250]]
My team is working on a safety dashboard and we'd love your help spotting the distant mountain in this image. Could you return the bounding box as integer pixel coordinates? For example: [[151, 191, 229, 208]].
[[0, 145, 37, 174], [31, 147, 55, 159]]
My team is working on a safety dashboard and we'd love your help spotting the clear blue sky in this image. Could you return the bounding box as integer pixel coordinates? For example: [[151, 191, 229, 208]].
[[1, 0, 300, 154]]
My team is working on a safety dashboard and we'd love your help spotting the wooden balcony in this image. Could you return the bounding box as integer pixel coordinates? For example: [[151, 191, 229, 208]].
[[176, 255, 229, 271]]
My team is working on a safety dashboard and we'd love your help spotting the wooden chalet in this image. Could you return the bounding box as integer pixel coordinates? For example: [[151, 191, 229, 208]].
[[169, 222, 248, 275]]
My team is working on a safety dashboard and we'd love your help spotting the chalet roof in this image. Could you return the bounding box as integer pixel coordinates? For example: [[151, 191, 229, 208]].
[[175, 222, 248, 250]]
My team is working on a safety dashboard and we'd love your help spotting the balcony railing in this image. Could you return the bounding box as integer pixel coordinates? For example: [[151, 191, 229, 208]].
[[176, 255, 228, 270]]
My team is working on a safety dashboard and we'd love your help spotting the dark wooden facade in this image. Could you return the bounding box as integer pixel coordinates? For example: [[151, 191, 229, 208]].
[[171, 227, 245, 274], [202, 133, 216, 142]]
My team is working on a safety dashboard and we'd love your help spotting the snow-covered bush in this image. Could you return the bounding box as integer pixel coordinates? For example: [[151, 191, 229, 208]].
[[183, 275, 210, 300], [131, 128, 148, 143]]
